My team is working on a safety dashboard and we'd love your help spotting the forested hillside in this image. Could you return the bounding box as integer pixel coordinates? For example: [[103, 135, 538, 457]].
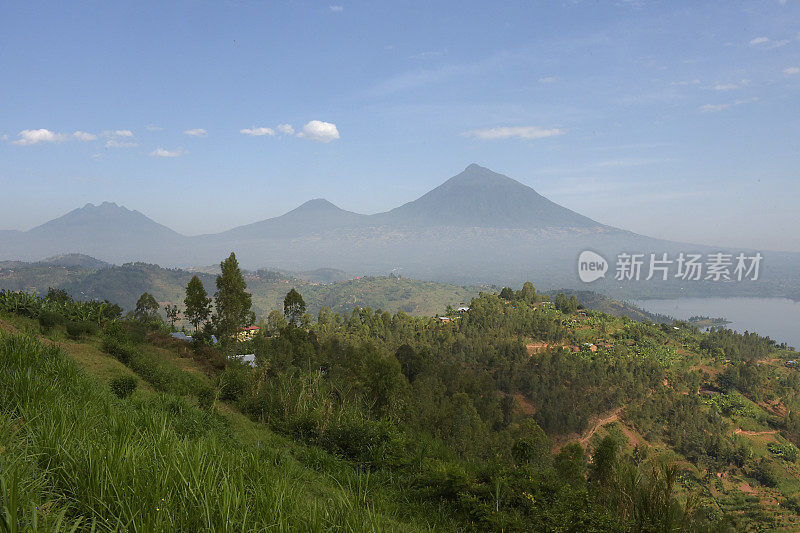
[[0, 257, 480, 317], [2, 279, 800, 531], [0, 256, 663, 322]]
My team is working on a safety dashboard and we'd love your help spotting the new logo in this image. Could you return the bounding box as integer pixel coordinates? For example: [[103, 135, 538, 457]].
[[578, 250, 608, 283]]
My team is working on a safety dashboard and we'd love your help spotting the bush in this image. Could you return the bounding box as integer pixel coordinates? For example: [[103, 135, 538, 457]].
[[38, 310, 64, 331], [65, 320, 98, 339], [320, 416, 405, 465], [197, 386, 216, 411], [102, 337, 134, 364], [768, 441, 799, 462], [103, 321, 130, 344], [110, 375, 138, 398], [748, 458, 779, 487], [218, 365, 252, 402]]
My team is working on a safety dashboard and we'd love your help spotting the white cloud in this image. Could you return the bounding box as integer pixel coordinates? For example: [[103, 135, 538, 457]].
[[240, 127, 275, 136], [538, 76, 557, 83], [184, 128, 207, 137], [461, 125, 564, 140], [330, 5, 343, 11], [277, 124, 295, 135], [72, 131, 97, 141], [700, 103, 731, 112], [297, 120, 340, 143], [13, 129, 67, 145], [784, 66, 800, 75], [105, 139, 138, 148], [149, 147, 183, 158], [713, 83, 739, 91], [700, 97, 758, 113], [671, 79, 701, 86], [105, 129, 133, 137], [146, 124, 163, 131], [749, 36, 790, 48], [1, 134, 8, 141]]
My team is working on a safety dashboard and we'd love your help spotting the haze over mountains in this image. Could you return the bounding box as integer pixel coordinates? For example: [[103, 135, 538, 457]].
[[1, 165, 798, 298]]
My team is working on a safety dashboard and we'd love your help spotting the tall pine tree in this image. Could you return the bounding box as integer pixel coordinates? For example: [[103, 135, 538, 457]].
[[214, 252, 253, 340], [184, 275, 211, 333]]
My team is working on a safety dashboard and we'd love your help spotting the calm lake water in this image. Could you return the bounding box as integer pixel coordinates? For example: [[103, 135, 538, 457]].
[[632, 297, 800, 350]]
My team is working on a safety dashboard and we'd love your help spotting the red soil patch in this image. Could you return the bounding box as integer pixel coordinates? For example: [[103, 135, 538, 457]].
[[514, 393, 536, 415], [738, 481, 757, 494], [0, 317, 20, 335], [759, 398, 787, 418], [526, 342, 551, 355]]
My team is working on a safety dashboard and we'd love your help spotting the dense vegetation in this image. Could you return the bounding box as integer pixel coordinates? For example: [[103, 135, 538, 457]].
[[2, 265, 800, 530], [0, 257, 482, 317]]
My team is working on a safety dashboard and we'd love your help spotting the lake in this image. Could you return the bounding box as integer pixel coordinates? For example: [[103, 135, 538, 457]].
[[632, 297, 800, 350]]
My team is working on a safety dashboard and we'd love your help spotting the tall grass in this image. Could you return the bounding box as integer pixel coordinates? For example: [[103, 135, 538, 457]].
[[0, 333, 414, 531], [101, 337, 204, 396]]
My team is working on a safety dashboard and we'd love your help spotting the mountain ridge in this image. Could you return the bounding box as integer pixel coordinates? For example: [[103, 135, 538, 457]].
[[1, 164, 798, 296]]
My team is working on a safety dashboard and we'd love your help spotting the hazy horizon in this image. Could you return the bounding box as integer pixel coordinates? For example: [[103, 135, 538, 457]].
[[2, 1, 799, 251]]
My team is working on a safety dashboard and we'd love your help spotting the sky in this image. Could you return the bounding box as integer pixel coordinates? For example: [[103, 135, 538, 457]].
[[1, 0, 799, 251]]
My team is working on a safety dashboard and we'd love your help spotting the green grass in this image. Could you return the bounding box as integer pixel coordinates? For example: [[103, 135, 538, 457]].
[[0, 333, 446, 531]]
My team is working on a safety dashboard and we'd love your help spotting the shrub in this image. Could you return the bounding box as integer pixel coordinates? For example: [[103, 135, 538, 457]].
[[102, 337, 134, 364], [320, 416, 405, 465], [110, 375, 138, 398], [38, 310, 65, 331], [103, 321, 130, 344], [748, 458, 778, 487], [65, 321, 97, 339], [218, 366, 252, 402], [768, 441, 799, 462], [197, 386, 216, 411]]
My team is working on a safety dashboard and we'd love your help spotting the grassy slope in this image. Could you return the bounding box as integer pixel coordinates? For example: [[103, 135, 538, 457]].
[[0, 313, 453, 532], [4, 301, 800, 530]]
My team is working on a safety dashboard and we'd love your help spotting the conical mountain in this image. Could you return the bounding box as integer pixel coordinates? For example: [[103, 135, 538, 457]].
[[219, 198, 368, 239], [379, 164, 602, 228]]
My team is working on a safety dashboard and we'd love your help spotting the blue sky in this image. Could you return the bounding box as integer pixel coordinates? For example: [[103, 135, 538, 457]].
[[1, 0, 798, 251]]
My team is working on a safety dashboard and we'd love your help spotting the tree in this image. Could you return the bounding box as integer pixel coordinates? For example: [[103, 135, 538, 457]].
[[267, 309, 287, 335], [134, 292, 159, 322], [165, 304, 180, 329], [519, 282, 537, 303], [214, 253, 253, 341], [499, 287, 515, 300], [511, 418, 550, 468], [45, 287, 72, 304], [184, 275, 211, 333], [283, 288, 306, 325], [555, 442, 587, 486]]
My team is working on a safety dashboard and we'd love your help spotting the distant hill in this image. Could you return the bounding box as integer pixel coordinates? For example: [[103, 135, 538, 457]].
[[40, 253, 111, 269], [0, 256, 674, 322], [1, 165, 798, 298], [0, 258, 481, 317]]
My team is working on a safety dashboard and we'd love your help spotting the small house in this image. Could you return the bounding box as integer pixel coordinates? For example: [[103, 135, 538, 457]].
[[236, 325, 260, 342], [170, 331, 193, 342], [230, 354, 257, 368]]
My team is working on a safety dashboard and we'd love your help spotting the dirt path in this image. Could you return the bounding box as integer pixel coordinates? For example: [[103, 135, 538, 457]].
[[734, 428, 778, 436], [0, 317, 20, 335], [579, 408, 623, 448]]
